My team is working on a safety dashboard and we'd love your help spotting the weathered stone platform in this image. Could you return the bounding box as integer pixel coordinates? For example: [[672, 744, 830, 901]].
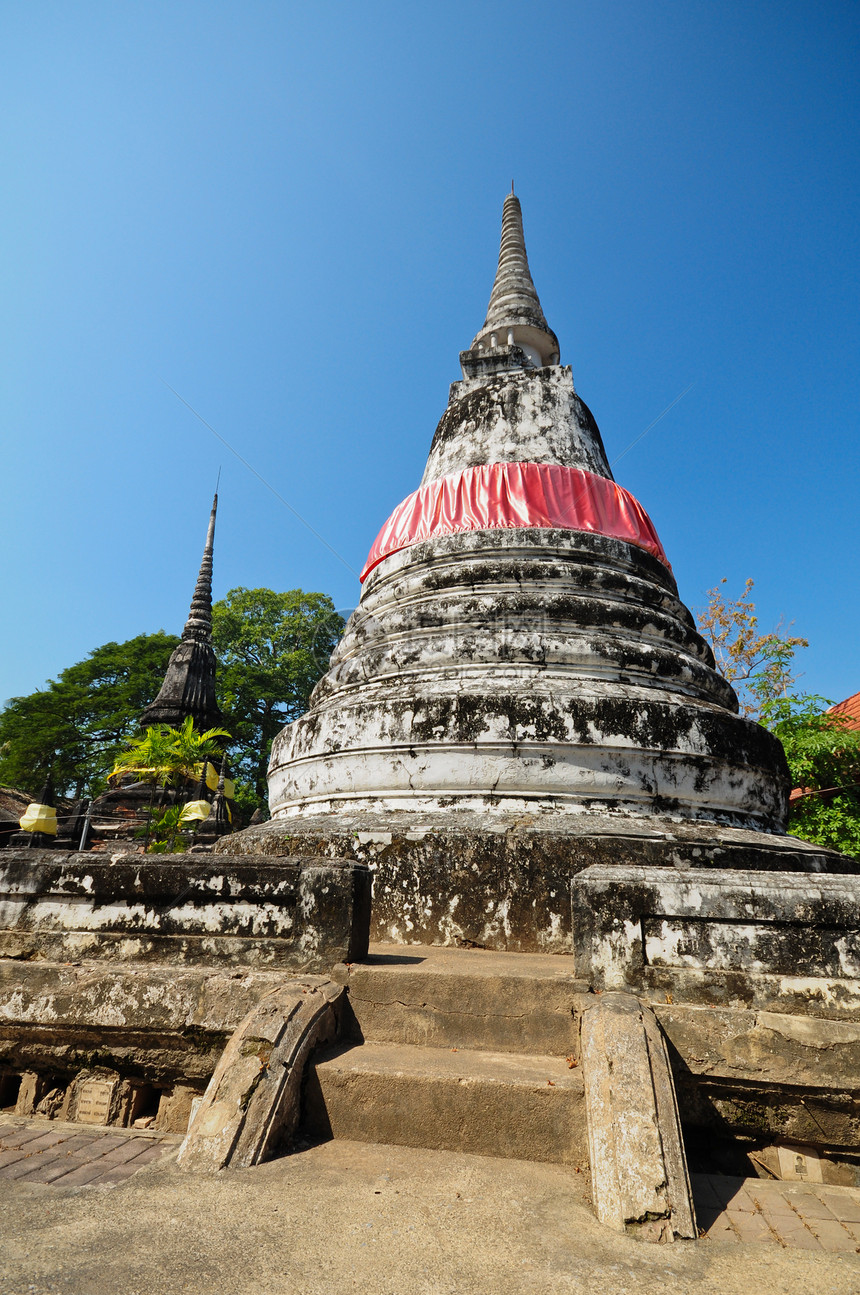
[[0, 960, 299, 1087], [217, 811, 853, 951]]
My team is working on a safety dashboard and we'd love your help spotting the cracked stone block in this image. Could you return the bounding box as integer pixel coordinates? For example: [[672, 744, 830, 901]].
[[580, 991, 696, 1242], [178, 980, 343, 1171]]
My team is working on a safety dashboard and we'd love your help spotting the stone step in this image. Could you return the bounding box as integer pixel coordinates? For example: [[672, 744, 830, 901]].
[[302, 1040, 587, 1165], [334, 943, 584, 1056]]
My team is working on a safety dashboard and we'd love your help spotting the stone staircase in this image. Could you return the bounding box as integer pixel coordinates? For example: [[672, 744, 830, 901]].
[[301, 943, 590, 1167]]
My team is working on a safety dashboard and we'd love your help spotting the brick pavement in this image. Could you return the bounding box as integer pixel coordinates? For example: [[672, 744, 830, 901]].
[[0, 1118, 177, 1187], [693, 1172, 860, 1252]]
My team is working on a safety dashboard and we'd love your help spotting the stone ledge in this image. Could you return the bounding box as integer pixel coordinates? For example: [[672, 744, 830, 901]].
[[572, 864, 860, 1013], [218, 816, 850, 953], [0, 961, 325, 1085], [0, 850, 371, 970]]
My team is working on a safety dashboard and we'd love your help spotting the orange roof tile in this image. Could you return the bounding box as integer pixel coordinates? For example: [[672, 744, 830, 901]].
[[829, 691, 860, 730]]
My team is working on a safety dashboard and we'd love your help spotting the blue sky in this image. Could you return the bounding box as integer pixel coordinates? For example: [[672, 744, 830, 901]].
[[1, 1, 857, 705]]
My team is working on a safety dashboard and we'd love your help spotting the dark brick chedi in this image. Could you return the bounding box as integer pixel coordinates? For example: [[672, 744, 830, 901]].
[[140, 492, 225, 734], [85, 493, 228, 846]]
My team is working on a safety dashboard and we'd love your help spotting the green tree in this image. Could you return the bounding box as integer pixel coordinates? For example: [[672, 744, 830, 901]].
[[212, 587, 344, 802], [750, 664, 860, 859], [697, 581, 860, 858], [0, 589, 343, 812], [0, 632, 180, 799]]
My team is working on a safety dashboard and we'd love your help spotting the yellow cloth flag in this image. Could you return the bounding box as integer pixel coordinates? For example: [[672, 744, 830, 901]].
[[180, 800, 212, 824], [193, 762, 220, 792], [192, 763, 234, 798], [19, 804, 58, 835]]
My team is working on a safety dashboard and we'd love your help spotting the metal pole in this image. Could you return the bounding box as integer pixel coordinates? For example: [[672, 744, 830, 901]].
[[78, 800, 92, 852]]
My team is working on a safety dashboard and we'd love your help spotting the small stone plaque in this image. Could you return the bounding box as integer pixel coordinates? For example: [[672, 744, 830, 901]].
[[76, 1079, 115, 1125], [777, 1144, 823, 1183]]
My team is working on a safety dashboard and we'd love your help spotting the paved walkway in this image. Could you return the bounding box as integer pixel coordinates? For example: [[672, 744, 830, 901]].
[[2, 1117, 859, 1260], [3, 1138, 858, 1295], [692, 1173, 860, 1252], [0, 1118, 176, 1187]]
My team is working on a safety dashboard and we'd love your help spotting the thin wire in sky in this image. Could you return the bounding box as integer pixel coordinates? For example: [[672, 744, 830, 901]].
[[162, 381, 360, 578], [611, 379, 698, 467]]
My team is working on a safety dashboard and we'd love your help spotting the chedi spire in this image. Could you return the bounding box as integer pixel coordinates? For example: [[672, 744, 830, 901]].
[[183, 494, 217, 644], [464, 190, 560, 373], [140, 494, 225, 734]]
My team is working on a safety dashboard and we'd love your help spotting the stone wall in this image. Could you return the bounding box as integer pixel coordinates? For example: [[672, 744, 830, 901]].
[[572, 864, 860, 1016], [572, 863, 860, 1153], [0, 849, 370, 1135], [0, 849, 371, 968]]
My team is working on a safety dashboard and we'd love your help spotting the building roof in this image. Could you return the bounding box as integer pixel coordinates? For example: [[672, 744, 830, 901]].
[[829, 691, 860, 730]]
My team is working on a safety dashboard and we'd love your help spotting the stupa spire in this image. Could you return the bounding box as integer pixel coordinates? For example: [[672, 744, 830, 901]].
[[467, 192, 560, 371], [182, 493, 217, 644], [140, 493, 226, 734]]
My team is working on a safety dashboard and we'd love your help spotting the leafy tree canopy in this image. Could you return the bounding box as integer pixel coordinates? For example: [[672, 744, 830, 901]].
[[696, 577, 807, 720], [760, 690, 860, 859], [697, 580, 860, 858], [212, 587, 344, 801], [0, 632, 180, 800]]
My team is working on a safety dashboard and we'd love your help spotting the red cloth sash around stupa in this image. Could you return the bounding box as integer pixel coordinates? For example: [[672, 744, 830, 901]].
[[360, 461, 670, 582]]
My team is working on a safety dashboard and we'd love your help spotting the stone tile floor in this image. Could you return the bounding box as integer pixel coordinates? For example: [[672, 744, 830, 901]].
[[1, 1115, 858, 1258], [692, 1173, 860, 1252], [0, 1118, 178, 1187]]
